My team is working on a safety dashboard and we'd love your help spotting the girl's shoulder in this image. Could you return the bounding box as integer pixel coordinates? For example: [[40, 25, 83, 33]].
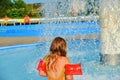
[[60, 56, 70, 64], [61, 56, 69, 60], [43, 54, 49, 62], [43, 54, 49, 59]]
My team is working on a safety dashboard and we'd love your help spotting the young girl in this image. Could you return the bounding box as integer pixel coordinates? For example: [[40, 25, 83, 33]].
[[38, 37, 73, 80]]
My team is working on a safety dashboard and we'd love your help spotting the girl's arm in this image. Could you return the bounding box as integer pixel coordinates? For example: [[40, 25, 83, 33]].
[[39, 70, 47, 76], [65, 57, 73, 80], [37, 59, 47, 76], [66, 75, 73, 80]]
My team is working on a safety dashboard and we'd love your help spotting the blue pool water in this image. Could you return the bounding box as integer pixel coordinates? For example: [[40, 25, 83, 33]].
[[0, 39, 120, 80], [0, 22, 99, 36]]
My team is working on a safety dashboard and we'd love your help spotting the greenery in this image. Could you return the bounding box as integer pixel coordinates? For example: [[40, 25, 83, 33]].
[[0, 0, 42, 18], [0, 0, 13, 18], [0, 0, 99, 18]]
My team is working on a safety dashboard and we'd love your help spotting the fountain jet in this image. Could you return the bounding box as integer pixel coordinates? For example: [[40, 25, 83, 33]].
[[99, 0, 120, 65]]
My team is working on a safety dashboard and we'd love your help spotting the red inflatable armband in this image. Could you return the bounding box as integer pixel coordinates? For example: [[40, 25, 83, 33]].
[[65, 63, 82, 75], [37, 59, 46, 73]]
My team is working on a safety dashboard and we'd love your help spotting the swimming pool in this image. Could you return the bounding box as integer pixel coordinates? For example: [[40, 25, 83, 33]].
[[0, 22, 99, 36], [0, 39, 120, 80], [0, 21, 99, 46]]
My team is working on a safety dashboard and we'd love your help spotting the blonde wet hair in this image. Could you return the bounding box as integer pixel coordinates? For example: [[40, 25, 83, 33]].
[[46, 37, 67, 71]]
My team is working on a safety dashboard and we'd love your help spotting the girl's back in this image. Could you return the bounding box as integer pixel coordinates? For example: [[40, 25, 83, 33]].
[[46, 56, 70, 80], [48, 56, 69, 76]]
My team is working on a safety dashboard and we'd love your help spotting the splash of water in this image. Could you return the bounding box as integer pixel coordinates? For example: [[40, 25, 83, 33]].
[[100, 0, 120, 54], [99, 0, 120, 65]]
